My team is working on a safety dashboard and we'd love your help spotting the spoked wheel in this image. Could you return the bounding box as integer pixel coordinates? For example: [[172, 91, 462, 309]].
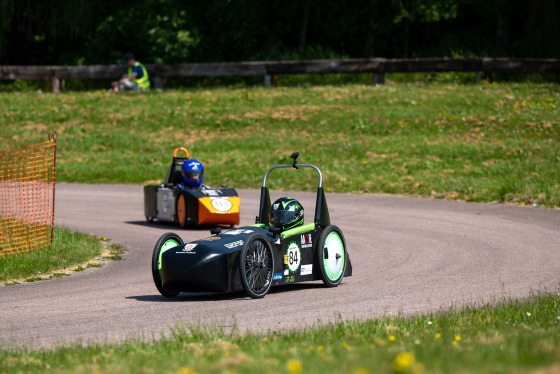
[[152, 232, 183, 297], [240, 233, 274, 299], [176, 193, 187, 228], [316, 225, 347, 287]]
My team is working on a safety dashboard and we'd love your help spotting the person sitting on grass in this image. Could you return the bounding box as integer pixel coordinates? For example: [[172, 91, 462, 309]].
[[111, 53, 150, 92]]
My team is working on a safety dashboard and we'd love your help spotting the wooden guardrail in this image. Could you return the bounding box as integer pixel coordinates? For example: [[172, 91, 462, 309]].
[[1, 58, 559, 92]]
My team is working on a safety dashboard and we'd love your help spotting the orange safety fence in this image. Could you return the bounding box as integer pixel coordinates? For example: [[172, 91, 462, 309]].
[[0, 134, 57, 256]]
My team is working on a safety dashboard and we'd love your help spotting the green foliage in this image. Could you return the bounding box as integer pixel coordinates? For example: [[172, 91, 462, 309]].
[[1, 0, 560, 65], [94, 2, 199, 64]]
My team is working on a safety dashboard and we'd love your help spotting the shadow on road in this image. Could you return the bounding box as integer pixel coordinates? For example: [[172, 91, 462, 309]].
[[127, 283, 325, 302]]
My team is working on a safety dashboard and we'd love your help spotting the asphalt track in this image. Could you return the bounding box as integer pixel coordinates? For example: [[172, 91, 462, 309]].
[[1, 184, 559, 349]]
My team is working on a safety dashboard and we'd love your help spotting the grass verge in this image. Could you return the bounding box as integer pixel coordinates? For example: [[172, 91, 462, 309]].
[[0, 82, 558, 207], [1, 292, 559, 373], [0, 226, 124, 285]]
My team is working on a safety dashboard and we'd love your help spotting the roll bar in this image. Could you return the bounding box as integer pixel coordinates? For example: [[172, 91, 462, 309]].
[[261, 164, 322, 188], [256, 152, 330, 228]]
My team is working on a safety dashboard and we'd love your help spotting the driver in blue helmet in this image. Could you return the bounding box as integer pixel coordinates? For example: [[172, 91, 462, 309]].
[[180, 159, 204, 188]]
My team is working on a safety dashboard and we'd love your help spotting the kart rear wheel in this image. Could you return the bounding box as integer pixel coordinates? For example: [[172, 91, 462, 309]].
[[240, 233, 274, 299], [176, 194, 187, 228], [152, 232, 183, 297], [316, 225, 347, 287]]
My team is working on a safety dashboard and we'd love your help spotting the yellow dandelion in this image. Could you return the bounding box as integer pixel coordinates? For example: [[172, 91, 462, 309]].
[[318, 345, 324, 351], [452, 341, 458, 346], [287, 359, 302, 373], [353, 368, 369, 374], [455, 335, 461, 341], [392, 352, 415, 372], [342, 342, 350, 349], [177, 368, 199, 374], [309, 345, 315, 351], [435, 333, 442, 339], [388, 335, 397, 342]]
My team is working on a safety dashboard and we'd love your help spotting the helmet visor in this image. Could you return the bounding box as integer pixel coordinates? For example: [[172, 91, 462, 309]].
[[269, 210, 297, 228], [182, 169, 203, 181]]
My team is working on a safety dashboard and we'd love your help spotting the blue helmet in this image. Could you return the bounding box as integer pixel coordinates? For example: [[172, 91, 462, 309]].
[[181, 159, 204, 187]]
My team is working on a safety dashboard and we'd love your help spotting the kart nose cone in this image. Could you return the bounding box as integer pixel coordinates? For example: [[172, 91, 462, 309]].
[[161, 246, 228, 293]]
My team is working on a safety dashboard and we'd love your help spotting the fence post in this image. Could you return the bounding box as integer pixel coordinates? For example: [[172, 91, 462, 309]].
[[51, 78, 60, 93], [476, 71, 493, 84], [373, 73, 385, 85], [264, 75, 278, 87], [152, 76, 164, 90]]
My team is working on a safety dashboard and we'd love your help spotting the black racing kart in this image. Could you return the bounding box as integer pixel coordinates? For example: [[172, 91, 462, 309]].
[[151, 153, 352, 299]]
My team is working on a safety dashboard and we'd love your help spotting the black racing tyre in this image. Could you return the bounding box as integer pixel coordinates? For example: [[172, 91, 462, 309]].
[[316, 225, 347, 287], [152, 232, 183, 297], [176, 193, 188, 228], [240, 233, 274, 299]]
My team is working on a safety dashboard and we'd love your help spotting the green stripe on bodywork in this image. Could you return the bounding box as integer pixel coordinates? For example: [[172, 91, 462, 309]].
[[249, 223, 268, 228], [158, 239, 180, 278], [281, 223, 315, 239]]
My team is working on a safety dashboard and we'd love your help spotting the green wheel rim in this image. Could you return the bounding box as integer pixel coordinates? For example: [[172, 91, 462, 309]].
[[323, 231, 345, 281], [158, 239, 180, 278]]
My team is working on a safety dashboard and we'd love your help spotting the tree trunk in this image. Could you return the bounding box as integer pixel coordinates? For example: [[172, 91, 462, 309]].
[[495, 9, 508, 57], [299, 0, 311, 55], [366, 0, 379, 57], [402, 0, 410, 58]]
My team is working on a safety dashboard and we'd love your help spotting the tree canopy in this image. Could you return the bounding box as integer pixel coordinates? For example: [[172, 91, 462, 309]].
[[1, 0, 558, 65]]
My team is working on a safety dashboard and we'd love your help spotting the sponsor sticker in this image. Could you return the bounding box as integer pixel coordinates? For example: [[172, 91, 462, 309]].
[[224, 240, 244, 249], [300, 233, 313, 248], [224, 229, 253, 236], [301, 264, 313, 276], [284, 269, 289, 275], [285, 276, 295, 283], [202, 189, 222, 196], [200, 236, 221, 241], [273, 273, 283, 280], [287, 242, 301, 273], [211, 198, 233, 212], [177, 243, 197, 254], [162, 193, 169, 214]]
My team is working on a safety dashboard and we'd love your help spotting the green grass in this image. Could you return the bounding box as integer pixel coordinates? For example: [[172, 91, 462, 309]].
[[0, 81, 558, 206], [0, 226, 119, 284], [1, 293, 559, 373], [1, 81, 559, 371]]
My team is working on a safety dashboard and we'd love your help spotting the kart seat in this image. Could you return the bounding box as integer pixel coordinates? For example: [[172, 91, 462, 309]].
[[165, 157, 188, 185], [171, 169, 183, 185]]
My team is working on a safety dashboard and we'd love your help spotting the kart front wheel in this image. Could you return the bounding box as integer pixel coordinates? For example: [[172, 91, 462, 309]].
[[240, 233, 274, 299], [316, 225, 347, 287], [176, 193, 187, 228], [152, 232, 183, 298]]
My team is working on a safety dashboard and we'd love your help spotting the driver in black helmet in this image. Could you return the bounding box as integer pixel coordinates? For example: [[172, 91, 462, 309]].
[[269, 197, 304, 230]]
